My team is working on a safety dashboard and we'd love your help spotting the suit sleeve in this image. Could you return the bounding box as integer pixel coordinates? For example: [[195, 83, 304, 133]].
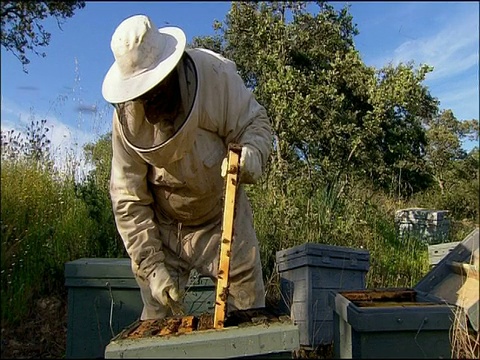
[[201, 50, 272, 183], [110, 111, 165, 279]]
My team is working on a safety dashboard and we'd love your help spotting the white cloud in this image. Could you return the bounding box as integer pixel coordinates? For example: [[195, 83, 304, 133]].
[[364, 4, 479, 125], [1, 97, 98, 181], [390, 10, 479, 82]]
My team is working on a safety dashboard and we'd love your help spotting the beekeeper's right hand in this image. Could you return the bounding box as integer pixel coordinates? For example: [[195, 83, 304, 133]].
[[147, 262, 180, 307]]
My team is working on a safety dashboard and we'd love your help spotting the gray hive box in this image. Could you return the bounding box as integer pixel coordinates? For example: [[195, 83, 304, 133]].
[[330, 227, 479, 359], [276, 243, 370, 348], [64, 258, 215, 359], [428, 241, 461, 266]]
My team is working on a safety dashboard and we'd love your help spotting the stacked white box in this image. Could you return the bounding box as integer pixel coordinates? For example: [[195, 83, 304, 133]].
[[395, 208, 450, 245]]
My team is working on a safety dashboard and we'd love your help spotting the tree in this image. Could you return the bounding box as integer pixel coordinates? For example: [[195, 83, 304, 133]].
[[1, 1, 85, 72], [425, 109, 479, 193], [194, 2, 361, 183], [193, 1, 439, 197], [368, 62, 439, 195], [77, 133, 126, 257], [83, 132, 112, 192]]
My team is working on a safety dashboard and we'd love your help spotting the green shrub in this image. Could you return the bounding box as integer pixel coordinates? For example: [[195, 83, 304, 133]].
[[74, 173, 125, 258]]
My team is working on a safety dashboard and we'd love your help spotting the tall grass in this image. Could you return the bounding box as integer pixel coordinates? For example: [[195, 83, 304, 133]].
[[451, 305, 480, 359], [0, 116, 122, 327], [250, 175, 473, 291], [0, 159, 97, 325]]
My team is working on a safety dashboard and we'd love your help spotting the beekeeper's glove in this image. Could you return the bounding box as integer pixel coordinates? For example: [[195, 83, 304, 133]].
[[221, 145, 263, 184], [147, 262, 181, 307]]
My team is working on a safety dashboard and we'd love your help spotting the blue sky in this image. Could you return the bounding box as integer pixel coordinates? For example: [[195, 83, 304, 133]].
[[1, 1, 479, 173]]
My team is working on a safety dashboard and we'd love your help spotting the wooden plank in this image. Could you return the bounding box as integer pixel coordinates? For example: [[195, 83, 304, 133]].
[[214, 144, 243, 329]]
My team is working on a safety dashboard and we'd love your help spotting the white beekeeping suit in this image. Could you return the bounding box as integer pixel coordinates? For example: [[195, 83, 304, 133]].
[[102, 14, 272, 320]]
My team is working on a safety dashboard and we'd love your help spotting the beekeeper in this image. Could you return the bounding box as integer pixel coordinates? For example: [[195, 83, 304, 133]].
[[101, 14, 272, 320]]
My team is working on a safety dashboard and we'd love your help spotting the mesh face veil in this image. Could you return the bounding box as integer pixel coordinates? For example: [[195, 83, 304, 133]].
[[112, 53, 196, 152]]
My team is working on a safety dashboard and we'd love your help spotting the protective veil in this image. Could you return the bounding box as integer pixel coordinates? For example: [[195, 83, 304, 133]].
[[110, 48, 272, 320]]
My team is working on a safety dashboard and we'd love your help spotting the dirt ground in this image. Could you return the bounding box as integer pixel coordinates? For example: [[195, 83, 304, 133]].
[[1, 294, 68, 359]]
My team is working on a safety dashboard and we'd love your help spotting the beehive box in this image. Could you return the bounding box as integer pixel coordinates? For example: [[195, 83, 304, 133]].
[[276, 243, 370, 348], [104, 309, 300, 358], [330, 227, 479, 359], [64, 258, 215, 359], [330, 288, 453, 359]]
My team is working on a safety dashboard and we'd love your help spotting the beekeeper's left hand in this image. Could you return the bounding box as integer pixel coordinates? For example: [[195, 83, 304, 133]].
[[221, 145, 263, 184]]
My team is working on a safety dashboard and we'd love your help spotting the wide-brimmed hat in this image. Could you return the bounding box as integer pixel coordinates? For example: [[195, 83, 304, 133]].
[[102, 14, 186, 103]]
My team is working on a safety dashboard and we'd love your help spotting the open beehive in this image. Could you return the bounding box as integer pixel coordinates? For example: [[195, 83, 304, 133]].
[[339, 287, 443, 307], [117, 308, 290, 339], [331, 287, 454, 359], [105, 309, 300, 358]]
